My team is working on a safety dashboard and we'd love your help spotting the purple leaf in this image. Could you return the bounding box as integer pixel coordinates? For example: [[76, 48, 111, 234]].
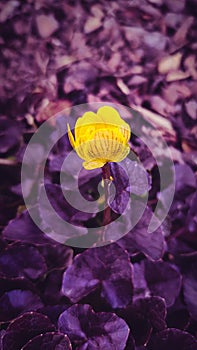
[[0, 276, 36, 297], [61, 243, 133, 308], [0, 290, 44, 322], [147, 328, 197, 350], [109, 162, 130, 214], [2, 312, 55, 350], [38, 184, 88, 243], [49, 152, 74, 174], [78, 167, 102, 201], [58, 304, 129, 350], [2, 211, 52, 245], [134, 296, 166, 331], [122, 159, 151, 196], [118, 205, 165, 260], [37, 243, 73, 270], [0, 237, 7, 252], [109, 160, 150, 214], [175, 164, 196, 196], [132, 262, 149, 300], [167, 307, 190, 331], [124, 333, 136, 350], [38, 268, 66, 305], [0, 330, 6, 350], [0, 117, 21, 154], [144, 261, 182, 307], [0, 242, 47, 280], [118, 296, 166, 346], [21, 332, 72, 350], [183, 261, 197, 321], [40, 183, 94, 223], [39, 305, 70, 327], [50, 152, 102, 195], [186, 190, 197, 233], [0, 190, 21, 227], [119, 306, 152, 346], [167, 238, 196, 257]]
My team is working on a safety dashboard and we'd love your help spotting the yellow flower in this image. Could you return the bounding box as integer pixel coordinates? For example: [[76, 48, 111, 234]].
[[67, 106, 131, 170]]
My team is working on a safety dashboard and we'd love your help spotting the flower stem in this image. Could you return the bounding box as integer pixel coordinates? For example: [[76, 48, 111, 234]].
[[102, 163, 111, 226]]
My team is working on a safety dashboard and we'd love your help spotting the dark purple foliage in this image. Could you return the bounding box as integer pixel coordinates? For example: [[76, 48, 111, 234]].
[[167, 238, 196, 257], [37, 243, 73, 270], [174, 164, 196, 196], [118, 296, 166, 345], [0, 238, 7, 252], [38, 268, 66, 305], [109, 163, 130, 214], [58, 304, 129, 350], [120, 306, 152, 346], [40, 183, 95, 224], [2, 312, 55, 350], [144, 260, 182, 307], [167, 307, 190, 331], [109, 160, 150, 214], [0, 330, 6, 350], [147, 328, 197, 350], [120, 159, 151, 196], [183, 261, 197, 321], [0, 117, 21, 154], [21, 332, 72, 350], [50, 152, 102, 197], [61, 243, 133, 308], [0, 242, 47, 280], [39, 305, 70, 327], [1, 0, 197, 348], [38, 184, 89, 242], [0, 276, 36, 297], [124, 333, 136, 350], [134, 296, 167, 331], [78, 167, 102, 201], [2, 211, 53, 245], [186, 190, 197, 233], [132, 262, 149, 300], [0, 290, 44, 322], [118, 205, 165, 260], [167, 164, 197, 235]]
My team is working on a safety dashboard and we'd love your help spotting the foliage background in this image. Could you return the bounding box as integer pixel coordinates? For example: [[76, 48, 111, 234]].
[[0, 0, 197, 349]]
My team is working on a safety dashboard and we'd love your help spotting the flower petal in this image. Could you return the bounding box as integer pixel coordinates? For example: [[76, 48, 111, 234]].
[[67, 107, 131, 170], [98, 106, 131, 142], [75, 111, 97, 139], [83, 159, 106, 170], [67, 123, 75, 149], [97, 106, 123, 124]]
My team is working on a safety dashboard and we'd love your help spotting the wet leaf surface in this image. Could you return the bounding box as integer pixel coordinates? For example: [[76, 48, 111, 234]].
[[58, 304, 129, 350], [22, 332, 72, 350], [147, 328, 197, 350], [2, 312, 55, 350], [61, 243, 133, 309]]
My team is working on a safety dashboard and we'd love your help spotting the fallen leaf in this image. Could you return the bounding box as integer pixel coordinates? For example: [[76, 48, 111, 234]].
[[36, 14, 59, 39], [184, 55, 197, 80], [36, 100, 71, 123], [158, 52, 182, 74], [84, 16, 102, 34], [166, 70, 190, 82], [162, 82, 191, 104], [173, 16, 194, 46], [185, 99, 197, 120]]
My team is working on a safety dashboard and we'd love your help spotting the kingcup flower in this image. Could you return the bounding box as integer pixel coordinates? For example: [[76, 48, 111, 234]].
[[67, 106, 131, 170]]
